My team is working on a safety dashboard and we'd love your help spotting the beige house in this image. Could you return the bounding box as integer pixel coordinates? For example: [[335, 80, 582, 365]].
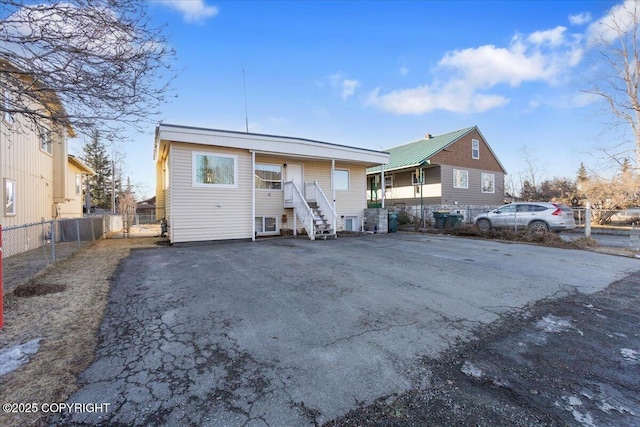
[[1, 60, 92, 226], [154, 124, 389, 243]]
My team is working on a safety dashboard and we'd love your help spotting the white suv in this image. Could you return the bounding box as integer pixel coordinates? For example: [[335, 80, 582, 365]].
[[474, 202, 576, 233]]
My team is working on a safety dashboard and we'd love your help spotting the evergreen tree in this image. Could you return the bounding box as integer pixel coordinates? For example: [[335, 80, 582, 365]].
[[82, 130, 113, 210], [576, 162, 588, 184]]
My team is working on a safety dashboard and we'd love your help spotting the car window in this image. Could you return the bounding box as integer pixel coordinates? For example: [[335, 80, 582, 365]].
[[531, 205, 547, 212], [516, 205, 530, 213], [498, 205, 516, 213]]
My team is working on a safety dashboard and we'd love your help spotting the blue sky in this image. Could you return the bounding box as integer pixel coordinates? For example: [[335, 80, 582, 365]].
[[71, 0, 630, 199]]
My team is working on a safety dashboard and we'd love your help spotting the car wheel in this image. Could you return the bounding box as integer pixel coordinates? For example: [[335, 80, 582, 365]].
[[529, 220, 549, 234], [476, 218, 491, 231]]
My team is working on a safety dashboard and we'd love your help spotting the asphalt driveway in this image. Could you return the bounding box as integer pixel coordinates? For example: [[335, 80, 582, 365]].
[[55, 233, 639, 426]]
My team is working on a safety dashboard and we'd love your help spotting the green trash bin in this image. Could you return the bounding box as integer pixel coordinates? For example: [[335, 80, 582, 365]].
[[448, 214, 463, 228], [433, 212, 448, 229], [388, 212, 398, 233]]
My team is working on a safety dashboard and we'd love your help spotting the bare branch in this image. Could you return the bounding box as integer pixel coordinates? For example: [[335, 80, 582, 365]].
[[0, 0, 176, 141]]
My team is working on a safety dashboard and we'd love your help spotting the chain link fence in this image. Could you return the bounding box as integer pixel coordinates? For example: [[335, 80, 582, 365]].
[[2, 215, 123, 293]]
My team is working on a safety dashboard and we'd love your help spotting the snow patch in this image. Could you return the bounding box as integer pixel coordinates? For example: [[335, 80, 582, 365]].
[[0, 338, 42, 376], [461, 361, 483, 379], [620, 348, 639, 362], [536, 314, 572, 333]]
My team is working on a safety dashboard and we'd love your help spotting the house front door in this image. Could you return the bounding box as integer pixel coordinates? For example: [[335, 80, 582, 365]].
[[287, 163, 303, 194]]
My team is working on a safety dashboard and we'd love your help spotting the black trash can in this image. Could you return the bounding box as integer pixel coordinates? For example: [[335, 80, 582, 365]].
[[388, 212, 398, 233]]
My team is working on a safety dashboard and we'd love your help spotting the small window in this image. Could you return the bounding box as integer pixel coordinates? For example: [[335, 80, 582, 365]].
[[40, 126, 53, 155], [193, 152, 237, 188], [255, 164, 282, 189], [481, 173, 495, 193], [344, 216, 359, 231], [255, 216, 278, 234], [75, 173, 82, 195], [5, 178, 16, 216], [453, 169, 468, 189], [472, 139, 479, 159], [384, 175, 392, 187], [412, 170, 424, 185], [334, 169, 349, 190]]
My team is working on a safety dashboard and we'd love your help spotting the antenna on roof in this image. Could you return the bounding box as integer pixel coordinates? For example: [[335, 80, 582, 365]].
[[242, 66, 249, 133]]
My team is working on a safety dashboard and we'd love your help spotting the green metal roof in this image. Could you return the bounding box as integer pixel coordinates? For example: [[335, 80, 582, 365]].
[[367, 126, 477, 174]]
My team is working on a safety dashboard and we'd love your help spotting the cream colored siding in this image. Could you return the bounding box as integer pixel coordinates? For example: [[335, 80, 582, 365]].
[[335, 163, 366, 231], [254, 155, 285, 234], [170, 143, 252, 242], [57, 162, 84, 218], [0, 119, 55, 226]]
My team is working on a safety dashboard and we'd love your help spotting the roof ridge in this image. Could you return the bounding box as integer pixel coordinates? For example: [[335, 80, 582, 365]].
[[386, 125, 476, 150]]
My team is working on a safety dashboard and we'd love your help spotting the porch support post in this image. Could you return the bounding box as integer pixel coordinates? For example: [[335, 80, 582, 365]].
[[331, 159, 336, 233], [380, 165, 385, 208], [251, 151, 255, 241]]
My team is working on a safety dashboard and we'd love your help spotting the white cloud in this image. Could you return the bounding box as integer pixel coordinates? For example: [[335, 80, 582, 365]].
[[569, 12, 592, 26], [154, 1, 219, 23], [329, 74, 360, 100], [399, 66, 409, 76], [368, 24, 583, 115], [586, 0, 638, 45]]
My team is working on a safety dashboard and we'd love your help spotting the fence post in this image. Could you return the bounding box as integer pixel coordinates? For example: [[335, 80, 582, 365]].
[[585, 202, 592, 238], [76, 218, 81, 250], [1, 225, 4, 329], [51, 221, 56, 263]]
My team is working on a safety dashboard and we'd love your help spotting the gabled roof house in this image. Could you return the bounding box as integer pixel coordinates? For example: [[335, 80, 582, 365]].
[[367, 126, 506, 208]]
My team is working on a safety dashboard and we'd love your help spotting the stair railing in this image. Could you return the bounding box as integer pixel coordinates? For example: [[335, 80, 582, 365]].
[[305, 180, 336, 234], [283, 181, 316, 240]]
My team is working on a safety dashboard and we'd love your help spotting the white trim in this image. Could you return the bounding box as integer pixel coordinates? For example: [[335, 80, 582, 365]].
[[254, 162, 283, 191], [481, 172, 495, 193], [334, 168, 350, 191], [4, 178, 16, 216], [251, 151, 256, 241], [453, 168, 469, 189], [192, 151, 238, 188], [472, 139, 480, 159]]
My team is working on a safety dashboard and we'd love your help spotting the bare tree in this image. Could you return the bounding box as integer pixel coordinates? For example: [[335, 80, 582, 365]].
[[582, 0, 640, 172], [0, 0, 175, 140]]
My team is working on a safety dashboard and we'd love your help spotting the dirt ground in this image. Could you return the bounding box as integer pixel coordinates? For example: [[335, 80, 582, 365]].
[[0, 237, 159, 427], [0, 230, 635, 427]]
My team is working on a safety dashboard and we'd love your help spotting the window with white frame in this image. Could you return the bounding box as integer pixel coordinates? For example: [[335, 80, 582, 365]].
[[481, 173, 495, 193], [255, 164, 282, 189], [334, 169, 349, 190], [75, 173, 82, 195], [453, 169, 468, 189], [255, 216, 278, 234], [5, 178, 16, 216], [193, 152, 237, 187], [344, 216, 359, 232], [40, 126, 53, 155], [412, 170, 424, 185], [472, 139, 479, 159], [384, 175, 393, 187]]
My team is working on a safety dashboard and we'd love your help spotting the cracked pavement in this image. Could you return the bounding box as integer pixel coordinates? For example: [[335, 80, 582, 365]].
[[51, 233, 639, 426]]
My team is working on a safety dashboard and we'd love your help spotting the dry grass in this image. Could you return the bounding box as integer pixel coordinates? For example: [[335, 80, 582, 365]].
[[0, 237, 158, 427]]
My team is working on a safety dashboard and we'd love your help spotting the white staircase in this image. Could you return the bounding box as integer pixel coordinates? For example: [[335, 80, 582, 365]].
[[283, 181, 337, 240]]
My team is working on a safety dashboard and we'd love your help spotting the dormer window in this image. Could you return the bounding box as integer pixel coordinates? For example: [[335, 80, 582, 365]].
[[472, 139, 479, 159]]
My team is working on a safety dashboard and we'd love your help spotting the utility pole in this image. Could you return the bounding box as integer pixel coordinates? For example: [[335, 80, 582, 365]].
[[112, 160, 116, 214]]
